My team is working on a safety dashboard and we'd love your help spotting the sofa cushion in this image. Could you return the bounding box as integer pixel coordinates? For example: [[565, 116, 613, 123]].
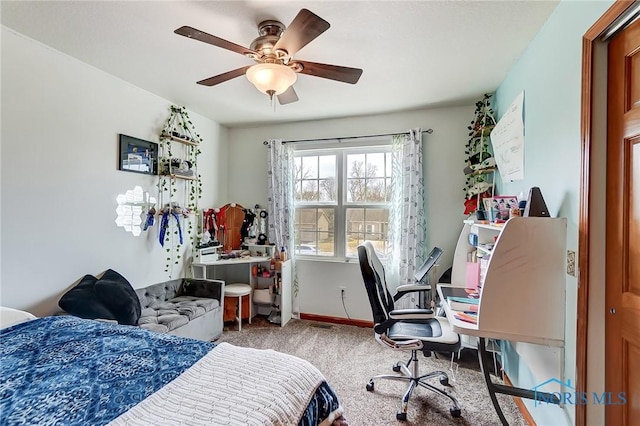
[[94, 269, 141, 326], [137, 297, 219, 332], [58, 274, 117, 321], [136, 279, 183, 310], [171, 296, 218, 319]]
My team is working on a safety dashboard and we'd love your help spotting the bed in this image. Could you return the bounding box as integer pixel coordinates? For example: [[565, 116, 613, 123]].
[[0, 315, 346, 425]]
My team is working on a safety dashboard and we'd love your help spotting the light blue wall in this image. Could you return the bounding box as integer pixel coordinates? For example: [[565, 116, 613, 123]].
[[493, 1, 613, 425]]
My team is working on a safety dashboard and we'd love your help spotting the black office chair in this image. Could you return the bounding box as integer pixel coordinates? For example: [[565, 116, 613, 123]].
[[357, 241, 462, 421]]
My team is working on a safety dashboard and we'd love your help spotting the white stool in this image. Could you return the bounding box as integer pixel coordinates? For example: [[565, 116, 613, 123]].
[[225, 283, 252, 331]]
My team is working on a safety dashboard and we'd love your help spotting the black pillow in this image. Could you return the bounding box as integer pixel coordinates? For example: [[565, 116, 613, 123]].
[[94, 269, 141, 326], [58, 274, 117, 321]]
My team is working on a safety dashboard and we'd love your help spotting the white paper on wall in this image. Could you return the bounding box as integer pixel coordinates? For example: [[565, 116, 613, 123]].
[[490, 91, 525, 181]]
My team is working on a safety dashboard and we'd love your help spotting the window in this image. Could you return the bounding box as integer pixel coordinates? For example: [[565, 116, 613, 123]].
[[293, 143, 391, 259]]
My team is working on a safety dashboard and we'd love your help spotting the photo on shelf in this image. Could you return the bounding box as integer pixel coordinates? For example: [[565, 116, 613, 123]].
[[482, 196, 519, 221]]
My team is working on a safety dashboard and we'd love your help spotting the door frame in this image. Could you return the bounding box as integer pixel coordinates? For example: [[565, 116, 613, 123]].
[[577, 1, 637, 425]]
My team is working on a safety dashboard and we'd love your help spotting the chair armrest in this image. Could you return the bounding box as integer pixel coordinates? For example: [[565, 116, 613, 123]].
[[373, 309, 434, 334], [180, 279, 224, 301], [396, 284, 431, 294], [388, 308, 434, 320], [393, 284, 431, 302]]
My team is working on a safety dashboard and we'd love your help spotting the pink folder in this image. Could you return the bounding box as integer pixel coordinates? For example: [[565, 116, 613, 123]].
[[466, 262, 480, 290]]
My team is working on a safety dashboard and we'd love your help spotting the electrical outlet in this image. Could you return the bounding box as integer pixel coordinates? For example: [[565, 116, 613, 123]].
[[567, 250, 576, 277], [339, 286, 347, 298]]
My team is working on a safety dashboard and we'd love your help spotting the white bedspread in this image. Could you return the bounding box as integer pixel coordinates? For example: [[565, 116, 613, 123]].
[[109, 342, 338, 426]]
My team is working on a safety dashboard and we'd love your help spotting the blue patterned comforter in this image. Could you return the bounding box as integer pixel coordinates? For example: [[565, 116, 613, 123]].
[[0, 316, 340, 425]]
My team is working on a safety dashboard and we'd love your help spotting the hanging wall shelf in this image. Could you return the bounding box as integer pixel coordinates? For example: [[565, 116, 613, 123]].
[[463, 94, 497, 216], [158, 105, 203, 276]]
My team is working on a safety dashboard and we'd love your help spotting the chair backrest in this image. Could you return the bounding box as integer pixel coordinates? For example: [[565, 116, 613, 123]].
[[357, 242, 394, 325]]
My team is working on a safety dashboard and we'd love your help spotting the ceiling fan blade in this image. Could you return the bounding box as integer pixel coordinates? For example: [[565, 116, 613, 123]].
[[273, 9, 330, 57], [294, 60, 363, 84], [175, 26, 258, 57], [277, 86, 299, 105], [197, 66, 251, 86]]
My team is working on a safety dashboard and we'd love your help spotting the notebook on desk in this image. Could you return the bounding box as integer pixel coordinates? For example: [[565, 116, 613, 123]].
[[439, 286, 480, 309], [439, 286, 473, 300], [447, 297, 479, 312]]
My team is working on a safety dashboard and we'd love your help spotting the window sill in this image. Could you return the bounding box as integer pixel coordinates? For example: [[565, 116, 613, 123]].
[[293, 256, 357, 264]]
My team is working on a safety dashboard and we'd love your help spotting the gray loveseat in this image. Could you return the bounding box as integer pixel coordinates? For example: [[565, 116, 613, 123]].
[[135, 278, 224, 342]]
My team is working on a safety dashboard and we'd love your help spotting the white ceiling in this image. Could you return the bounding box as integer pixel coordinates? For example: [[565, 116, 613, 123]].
[[1, 1, 558, 128]]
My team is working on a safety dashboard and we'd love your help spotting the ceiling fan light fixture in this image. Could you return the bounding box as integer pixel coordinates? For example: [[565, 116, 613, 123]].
[[246, 63, 297, 96]]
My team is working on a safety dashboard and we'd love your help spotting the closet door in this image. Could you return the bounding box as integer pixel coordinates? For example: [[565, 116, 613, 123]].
[[605, 17, 640, 425]]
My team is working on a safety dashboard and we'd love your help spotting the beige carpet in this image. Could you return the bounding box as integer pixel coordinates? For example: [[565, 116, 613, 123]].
[[217, 317, 527, 426]]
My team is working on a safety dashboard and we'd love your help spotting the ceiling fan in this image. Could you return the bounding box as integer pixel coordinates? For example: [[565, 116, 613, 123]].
[[174, 9, 363, 105]]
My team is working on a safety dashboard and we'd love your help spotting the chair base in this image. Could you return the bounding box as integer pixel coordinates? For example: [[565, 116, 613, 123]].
[[366, 350, 462, 421]]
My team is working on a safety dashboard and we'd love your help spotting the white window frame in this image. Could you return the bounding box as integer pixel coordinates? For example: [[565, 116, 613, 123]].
[[293, 138, 391, 260]]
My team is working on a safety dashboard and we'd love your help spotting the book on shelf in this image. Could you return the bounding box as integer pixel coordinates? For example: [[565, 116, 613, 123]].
[[454, 311, 478, 324], [447, 296, 479, 312]]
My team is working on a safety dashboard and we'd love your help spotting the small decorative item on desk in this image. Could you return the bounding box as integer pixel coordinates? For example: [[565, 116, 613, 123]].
[[482, 196, 518, 222]]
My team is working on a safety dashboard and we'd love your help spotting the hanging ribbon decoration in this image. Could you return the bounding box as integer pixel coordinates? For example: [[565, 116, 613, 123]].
[[143, 207, 156, 231], [159, 208, 184, 246]]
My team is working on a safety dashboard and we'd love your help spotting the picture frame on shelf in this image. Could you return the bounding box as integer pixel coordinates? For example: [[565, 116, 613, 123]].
[[118, 134, 158, 175], [483, 196, 519, 222]]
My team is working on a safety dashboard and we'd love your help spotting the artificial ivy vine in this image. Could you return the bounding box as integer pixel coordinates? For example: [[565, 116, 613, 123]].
[[158, 105, 203, 276]]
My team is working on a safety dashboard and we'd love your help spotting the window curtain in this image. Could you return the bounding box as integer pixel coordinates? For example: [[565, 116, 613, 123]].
[[266, 139, 299, 314], [387, 129, 426, 309]]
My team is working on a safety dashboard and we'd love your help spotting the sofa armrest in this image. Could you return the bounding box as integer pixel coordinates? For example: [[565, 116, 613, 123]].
[[180, 279, 224, 301]]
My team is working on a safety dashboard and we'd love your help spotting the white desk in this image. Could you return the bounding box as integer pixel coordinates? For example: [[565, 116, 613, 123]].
[[192, 257, 292, 327], [437, 285, 564, 347], [441, 218, 567, 425], [438, 284, 561, 426], [193, 256, 271, 278]]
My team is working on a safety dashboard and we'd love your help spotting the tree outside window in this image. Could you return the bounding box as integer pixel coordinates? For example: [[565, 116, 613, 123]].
[[294, 146, 391, 258]]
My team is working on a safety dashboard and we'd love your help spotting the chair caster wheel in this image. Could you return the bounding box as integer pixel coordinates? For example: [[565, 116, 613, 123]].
[[440, 375, 449, 386], [392, 364, 402, 372], [396, 412, 407, 421], [450, 407, 462, 418], [366, 382, 374, 392]]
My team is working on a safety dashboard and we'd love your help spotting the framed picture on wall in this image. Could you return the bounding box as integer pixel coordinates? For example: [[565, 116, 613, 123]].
[[482, 195, 519, 222], [118, 134, 158, 175]]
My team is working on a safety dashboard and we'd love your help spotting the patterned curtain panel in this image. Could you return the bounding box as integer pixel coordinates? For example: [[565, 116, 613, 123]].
[[387, 129, 426, 309], [266, 139, 299, 313]]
